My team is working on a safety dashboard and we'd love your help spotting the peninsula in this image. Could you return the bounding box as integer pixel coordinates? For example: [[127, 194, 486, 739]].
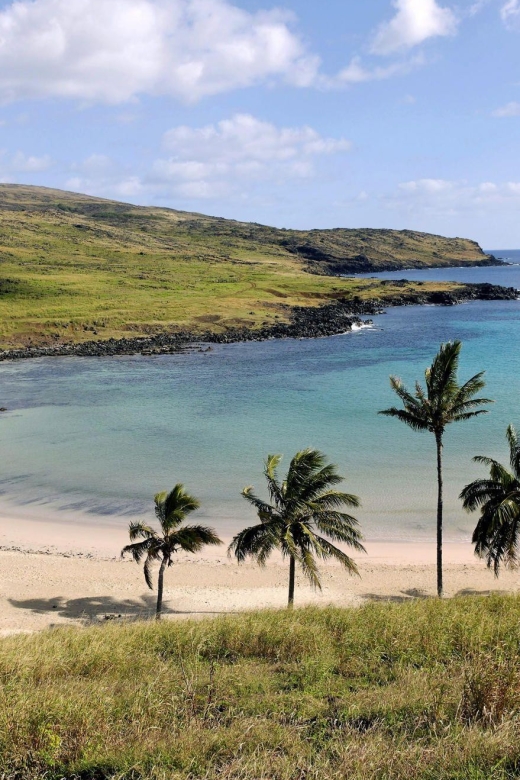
[[0, 184, 514, 356]]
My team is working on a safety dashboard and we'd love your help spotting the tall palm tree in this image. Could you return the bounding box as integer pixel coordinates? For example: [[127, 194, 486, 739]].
[[460, 425, 520, 574], [122, 484, 222, 619], [379, 340, 491, 597], [229, 449, 365, 607]]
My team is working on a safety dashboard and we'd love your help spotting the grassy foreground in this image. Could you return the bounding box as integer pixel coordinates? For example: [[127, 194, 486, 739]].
[[0, 184, 495, 348], [3, 596, 520, 779]]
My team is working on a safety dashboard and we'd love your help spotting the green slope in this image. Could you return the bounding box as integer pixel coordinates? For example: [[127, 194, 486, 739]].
[[1, 597, 520, 779], [0, 184, 499, 349]]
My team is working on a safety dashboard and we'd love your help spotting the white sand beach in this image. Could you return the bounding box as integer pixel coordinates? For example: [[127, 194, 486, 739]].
[[0, 510, 519, 634]]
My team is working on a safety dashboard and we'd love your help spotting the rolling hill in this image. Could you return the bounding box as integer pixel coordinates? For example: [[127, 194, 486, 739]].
[[0, 184, 504, 350]]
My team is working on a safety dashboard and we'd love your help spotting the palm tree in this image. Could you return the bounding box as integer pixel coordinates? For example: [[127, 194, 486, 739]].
[[379, 340, 491, 597], [229, 449, 365, 607], [122, 484, 222, 619], [460, 425, 520, 574]]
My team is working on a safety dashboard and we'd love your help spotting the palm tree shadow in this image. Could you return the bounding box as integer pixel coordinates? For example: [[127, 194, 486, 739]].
[[454, 588, 509, 597], [8, 595, 156, 622], [362, 588, 431, 603], [8, 595, 229, 622]]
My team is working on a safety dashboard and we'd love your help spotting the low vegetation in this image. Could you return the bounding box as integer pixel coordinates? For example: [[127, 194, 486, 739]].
[[0, 184, 496, 348], [2, 596, 520, 779]]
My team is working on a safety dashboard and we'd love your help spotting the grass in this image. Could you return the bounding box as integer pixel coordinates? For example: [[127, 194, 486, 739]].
[[0, 184, 494, 349], [3, 595, 520, 778]]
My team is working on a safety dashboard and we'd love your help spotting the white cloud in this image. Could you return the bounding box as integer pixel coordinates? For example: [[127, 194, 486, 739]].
[[153, 113, 351, 197], [65, 154, 144, 198], [162, 114, 350, 162], [0, 150, 53, 176], [467, 0, 491, 17], [10, 151, 52, 172], [501, 0, 520, 27], [333, 55, 422, 84], [371, 0, 458, 55], [390, 178, 520, 216], [399, 178, 454, 193], [63, 115, 351, 202], [492, 101, 520, 117], [0, 0, 320, 104]]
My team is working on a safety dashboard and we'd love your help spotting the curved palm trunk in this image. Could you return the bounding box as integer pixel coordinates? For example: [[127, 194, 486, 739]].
[[288, 554, 295, 607], [156, 555, 168, 619], [435, 431, 444, 598]]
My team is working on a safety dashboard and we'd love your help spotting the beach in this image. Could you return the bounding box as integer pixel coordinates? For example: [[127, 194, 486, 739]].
[[1, 511, 519, 634]]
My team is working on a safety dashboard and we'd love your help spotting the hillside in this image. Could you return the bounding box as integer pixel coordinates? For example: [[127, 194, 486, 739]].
[[1, 597, 520, 779], [0, 184, 503, 349]]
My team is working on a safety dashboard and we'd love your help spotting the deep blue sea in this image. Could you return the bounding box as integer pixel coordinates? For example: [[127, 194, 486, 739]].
[[1, 252, 519, 542]]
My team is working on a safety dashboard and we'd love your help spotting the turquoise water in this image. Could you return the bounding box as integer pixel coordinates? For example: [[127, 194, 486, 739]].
[[1, 260, 520, 542]]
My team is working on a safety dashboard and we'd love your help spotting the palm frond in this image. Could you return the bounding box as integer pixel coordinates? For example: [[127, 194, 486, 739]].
[[172, 525, 222, 553], [303, 528, 360, 576], [285, 449, 328, 499], [427, 340, 461, 401], [312, 511, 366, 551], [297, 543, 322, 590], [228, 521, 280, 564], [463, 426, 520, 575], [121, 538, 155, 563], [154, 492, 168, 524], [450, 397, 493, 417], [311, 490, 361, 510], [295, 464, 344, 505], [452, 370, 487, 401], [158, 484, 200, 532], [506, 424, 520, 477], [378, 407, 430, 432], [264, 454, 284, 507], [388, 376, 423, 409], [241, 486, 280, 522], [144, 552, 157, 590], [451, 410, 489, 423], [460, 479, 512, 511], [127, 522, 158, 542]]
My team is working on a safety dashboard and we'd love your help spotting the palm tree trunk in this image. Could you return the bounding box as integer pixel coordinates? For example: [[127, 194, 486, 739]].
[[435, 431, 444, 598], [288, 554, 295, 607], [156, 555, 168, 619]]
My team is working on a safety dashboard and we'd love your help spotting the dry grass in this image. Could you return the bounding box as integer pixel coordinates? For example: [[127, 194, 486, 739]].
[[1, 595, 520, 778]]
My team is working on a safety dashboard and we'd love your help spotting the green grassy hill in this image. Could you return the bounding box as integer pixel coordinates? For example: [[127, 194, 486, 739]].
[[0, 184, 499, 349], [2, 596, 520, 779]]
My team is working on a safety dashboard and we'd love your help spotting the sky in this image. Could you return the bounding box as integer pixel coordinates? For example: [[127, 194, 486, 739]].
[[0, 0, 519, 246]]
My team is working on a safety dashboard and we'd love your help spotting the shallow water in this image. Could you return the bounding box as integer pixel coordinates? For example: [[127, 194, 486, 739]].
[[1, 260, 520, 543]]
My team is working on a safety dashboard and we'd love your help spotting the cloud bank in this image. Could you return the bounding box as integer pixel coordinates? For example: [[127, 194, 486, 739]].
[[65, 114, 351, 201], [0, 0, 319, 103]]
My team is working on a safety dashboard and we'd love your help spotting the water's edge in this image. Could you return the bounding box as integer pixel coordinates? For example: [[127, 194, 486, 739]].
[[0, 282, 517, 362]]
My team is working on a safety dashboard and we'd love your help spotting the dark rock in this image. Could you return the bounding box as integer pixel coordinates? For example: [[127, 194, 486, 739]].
[[0, 282, 517, 362]]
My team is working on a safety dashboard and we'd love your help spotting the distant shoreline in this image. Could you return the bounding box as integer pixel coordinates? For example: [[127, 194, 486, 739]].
[[0, 281, 517, 363]]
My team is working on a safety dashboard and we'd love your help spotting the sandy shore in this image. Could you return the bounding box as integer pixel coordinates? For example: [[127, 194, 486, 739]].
[[0, 511, 519, 634]]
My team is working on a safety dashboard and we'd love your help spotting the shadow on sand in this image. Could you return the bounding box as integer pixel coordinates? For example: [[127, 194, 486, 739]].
[[361, 588, 431, 603], [362, 587, 511, 603], [8, 595, 228, 622]]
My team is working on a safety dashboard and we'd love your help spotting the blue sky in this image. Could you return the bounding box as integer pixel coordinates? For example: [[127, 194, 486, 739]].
[[0, 0, 519, 246]]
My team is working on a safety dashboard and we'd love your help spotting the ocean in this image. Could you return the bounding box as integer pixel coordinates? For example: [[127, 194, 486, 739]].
[[1, 254, 519, 543]]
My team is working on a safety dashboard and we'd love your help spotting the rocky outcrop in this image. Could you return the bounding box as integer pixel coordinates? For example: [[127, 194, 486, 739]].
[[0, 283, 517, 361]]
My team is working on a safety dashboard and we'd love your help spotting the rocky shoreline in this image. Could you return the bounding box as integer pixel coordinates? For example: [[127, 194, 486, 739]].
[[0, 282, 517, 362]]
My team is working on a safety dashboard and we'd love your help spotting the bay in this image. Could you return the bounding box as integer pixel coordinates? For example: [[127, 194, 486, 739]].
[[1, 259, 519, 543]]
